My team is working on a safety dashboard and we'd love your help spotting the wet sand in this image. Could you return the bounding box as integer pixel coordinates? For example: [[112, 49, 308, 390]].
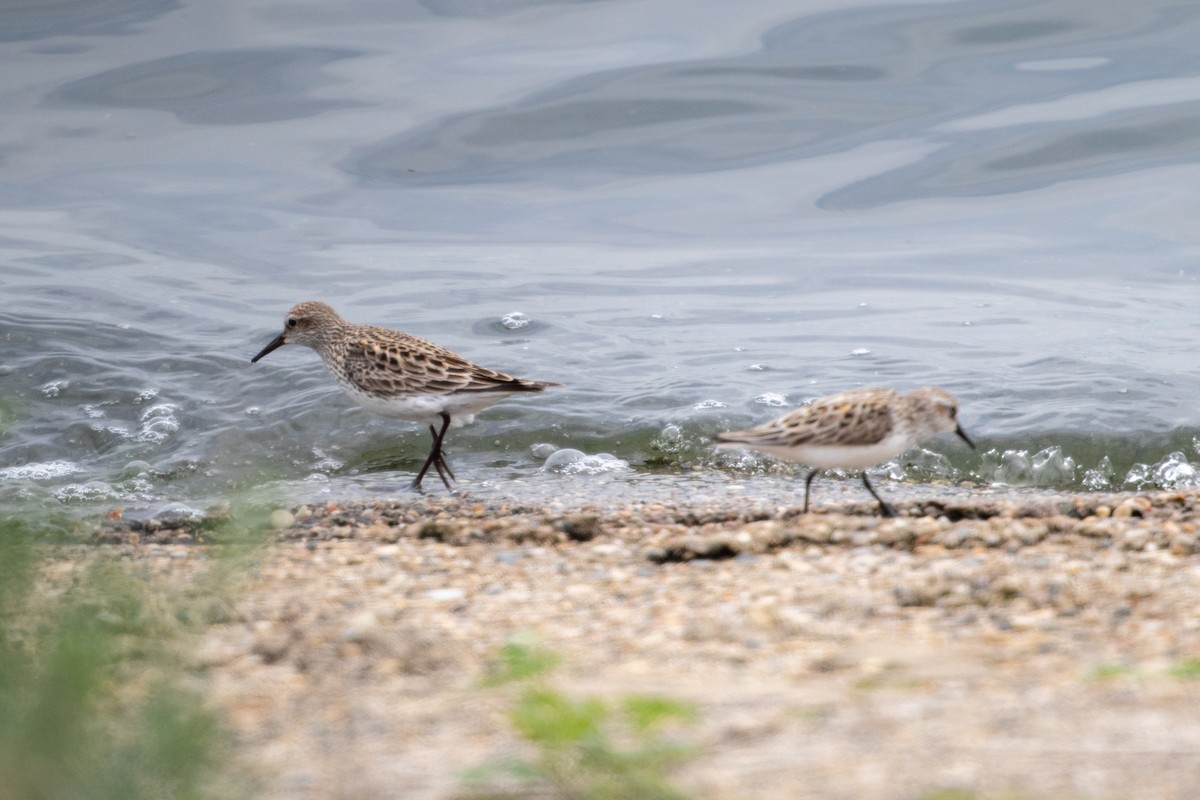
[[95, 489, 1200, 799]]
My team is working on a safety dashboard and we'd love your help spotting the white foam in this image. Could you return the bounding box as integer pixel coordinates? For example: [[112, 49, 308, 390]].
[[500, 311, 531, 330], [541, 448, 629, 475], [754, 392, 788, 407], [41, 380, 66, 397], [0, 460, 84, 480], [135, 403, 180, 443], [55, 481, 119, 502], [1126, 451, 1200, 491]]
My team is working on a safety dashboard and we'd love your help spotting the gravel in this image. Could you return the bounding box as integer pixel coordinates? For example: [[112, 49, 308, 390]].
[[83, 488, 1200, 799]]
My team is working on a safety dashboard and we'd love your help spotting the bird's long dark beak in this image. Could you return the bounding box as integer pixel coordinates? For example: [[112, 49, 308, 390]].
[[251, 333, 287, 363], [955, 424, 976, 450]]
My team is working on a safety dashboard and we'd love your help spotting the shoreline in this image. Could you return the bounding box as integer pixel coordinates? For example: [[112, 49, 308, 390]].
[[84, 489, 1200, 798]]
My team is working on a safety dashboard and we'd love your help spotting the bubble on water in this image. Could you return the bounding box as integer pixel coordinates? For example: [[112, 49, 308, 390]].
[[651, 424, 690, 457], [311, 446, 343, 472], [754, 392, 788, 407], [747, 364, 767, 372], [0, 460, 84, 480], [81, 404, 107, 419], [135, 403, 180, 443], [245, 406, 261, 416], [542, 448, 585, 470], [500, 311, 530, 330], [153, 502, 204, 522], [541, 448, 629, 475], [692, 399, 727, 410], [135, 388, 159, 403], [714, 448, 768, 473], [56, 481, 120, 502], [1124, 462, 1150, 488], [41, 381, 66, 397], [121, 460, 152, 479], [850, 348, 870, 356], [983, 446, 1075, 486], [530, 442, 558, 459], [890, 447, 954, 481], [1082, 456, 1114, 490], [1125, 451, 1200, 490], [91, 422, 132, 439], [1031, 446, 1076, 485]]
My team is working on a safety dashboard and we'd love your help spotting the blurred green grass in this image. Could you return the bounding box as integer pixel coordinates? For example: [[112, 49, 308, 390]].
[[0, 503, 271, 800], [464, 638, 698, 800]]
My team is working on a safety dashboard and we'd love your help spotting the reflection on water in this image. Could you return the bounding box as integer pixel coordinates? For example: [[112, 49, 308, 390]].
[[2, 0, 1200, 512], [50, 48, 365, 124], [2, 0, 178, 43]]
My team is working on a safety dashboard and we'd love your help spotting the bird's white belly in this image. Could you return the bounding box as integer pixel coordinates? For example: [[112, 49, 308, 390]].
[[732, 436, 911, 470], [339, 384, 511, 426]]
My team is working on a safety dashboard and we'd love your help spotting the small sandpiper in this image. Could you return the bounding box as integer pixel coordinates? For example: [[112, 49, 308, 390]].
[[251, 301, 560, 491], [715, 386, 975, 517]]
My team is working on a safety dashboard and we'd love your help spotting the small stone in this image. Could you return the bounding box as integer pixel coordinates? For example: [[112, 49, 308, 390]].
[[556, 513, 601, 541], [270, 510, 295, 530], [252, 624, 292, 663], [342, 612, 381, 644]]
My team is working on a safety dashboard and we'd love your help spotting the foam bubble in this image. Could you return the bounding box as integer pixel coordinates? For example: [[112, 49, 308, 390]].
[[153, 502, 204, 522], [530, 442, 558, 459], [500, 311, 530, 330], [1082, 456, 1115, 490], [754, 392, 788, 407], [1125, 451, 1200, 490], [985, 446, 1077, 486], [311, 446, 343, 472], [120, 460, 152, 478], [135, 403, 180, 443], [541, 448, 629, 475], [0, 460, 84, 480], [41, 381, 66, 397], [55, 481, 119, 502]]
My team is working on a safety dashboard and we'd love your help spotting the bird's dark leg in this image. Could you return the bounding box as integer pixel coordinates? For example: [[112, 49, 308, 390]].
[[432, 440, 456, 486], [861, 473, 898, 518], [412, 412, 454, 491], [801, 469, 820, 513]]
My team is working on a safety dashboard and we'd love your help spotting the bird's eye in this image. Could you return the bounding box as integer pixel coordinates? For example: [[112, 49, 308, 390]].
[[287, 318, 298, 329]]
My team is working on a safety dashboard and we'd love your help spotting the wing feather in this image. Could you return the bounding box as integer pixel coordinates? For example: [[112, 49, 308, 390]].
[[718, 389, 897, 448], [342, 327, 555, 396]]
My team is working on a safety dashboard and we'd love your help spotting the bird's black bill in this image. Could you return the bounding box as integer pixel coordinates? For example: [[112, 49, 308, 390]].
[[250, 334, 287, 363], [955, 424, 976, 450]]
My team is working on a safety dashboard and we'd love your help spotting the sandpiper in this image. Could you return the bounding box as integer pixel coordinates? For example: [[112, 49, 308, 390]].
[[715, 386, 975, 517], [251, 301, 560, 491]]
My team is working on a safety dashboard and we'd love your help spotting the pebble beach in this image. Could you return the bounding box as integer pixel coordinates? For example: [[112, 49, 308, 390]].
[[79, 486, 1200, 799]]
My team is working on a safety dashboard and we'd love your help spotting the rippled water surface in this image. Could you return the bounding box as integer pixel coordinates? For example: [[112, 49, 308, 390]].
[[3, 0, 1200, 516]]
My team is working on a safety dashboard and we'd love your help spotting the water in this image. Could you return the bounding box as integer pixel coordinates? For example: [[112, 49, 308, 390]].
[[3, 0, 1200, 516]]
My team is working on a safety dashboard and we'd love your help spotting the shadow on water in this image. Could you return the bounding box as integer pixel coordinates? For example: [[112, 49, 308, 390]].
[[48, 48, 366, 124]]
